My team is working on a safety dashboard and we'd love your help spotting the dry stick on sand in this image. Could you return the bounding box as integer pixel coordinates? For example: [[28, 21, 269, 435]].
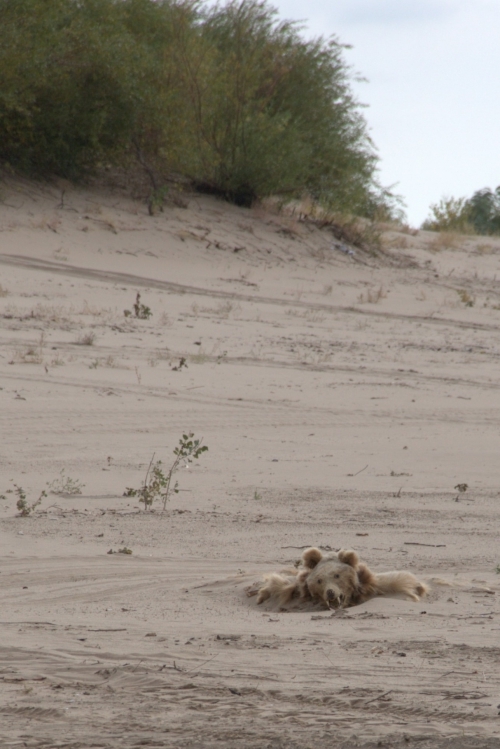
[[281, 545, 337, 550], [434, 670, 481, 682], [88, 628, 127, 632], [186, 652, 220, 674], [404, 542, 446, 548], [347, 464, 368, 477], [364, 690, 393, 706]]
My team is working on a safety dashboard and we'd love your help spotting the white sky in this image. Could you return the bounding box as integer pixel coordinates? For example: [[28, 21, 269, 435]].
[[272, 0, 500, 225]]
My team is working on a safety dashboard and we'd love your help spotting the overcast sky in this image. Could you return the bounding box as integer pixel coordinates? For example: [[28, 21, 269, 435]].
[[271, 0, 500, 226]]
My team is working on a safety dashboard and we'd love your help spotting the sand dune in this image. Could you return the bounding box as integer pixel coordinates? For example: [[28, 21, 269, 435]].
[[1, 176, 500, 748]]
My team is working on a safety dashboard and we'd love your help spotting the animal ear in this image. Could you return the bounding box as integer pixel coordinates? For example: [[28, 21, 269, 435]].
[[337, 549, 360, 568], [301, 547, 323, 569]]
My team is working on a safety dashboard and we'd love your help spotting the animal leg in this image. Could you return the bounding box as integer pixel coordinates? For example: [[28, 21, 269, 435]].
[[257, 573, 298, 606], [374, 571, 428, 601]]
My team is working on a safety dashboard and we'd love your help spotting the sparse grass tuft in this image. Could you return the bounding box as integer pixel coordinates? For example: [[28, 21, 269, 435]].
[[475, 243, 496, 255], [50, 355, 65, 367], [429, 232, 462, 252], [382, 234, 410, 250], [358, 286, 387, 304], [190, 349, 209, 365], [80, 301, 114, 318], [28, 304, 68, 324], [195, 301, 240, 319], [10, 332, 45, 364], [76, 331, 96, 346], [47, 469, 85, 496], [88, 355, 118, 369]]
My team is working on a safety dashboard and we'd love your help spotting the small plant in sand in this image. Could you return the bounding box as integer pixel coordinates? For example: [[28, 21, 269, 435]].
[[76, 331, 96, 346], [456, 289, 474, 307], [358, 285, 387, 304], [10, 332, 46, 365], [495, 564, 500, 575], [88, 355, 117, 369], [47, 469, 85, 496], [148, 185, 169, 216], [171, 357, 188, 371], [453, 483, 469, 502], [125, 433, 208, 511], [4, 484, 47, 516], [124, 293, 152, 320]]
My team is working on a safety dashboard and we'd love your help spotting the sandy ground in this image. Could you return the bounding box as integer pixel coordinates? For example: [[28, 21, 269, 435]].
[[1, 175, 500, 748]]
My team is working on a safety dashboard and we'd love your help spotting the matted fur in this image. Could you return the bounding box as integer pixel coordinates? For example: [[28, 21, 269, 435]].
[[257, 548, 428, 609]]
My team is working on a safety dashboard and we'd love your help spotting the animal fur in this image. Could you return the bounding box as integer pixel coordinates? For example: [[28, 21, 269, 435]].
[[257, 547, 428, 609]]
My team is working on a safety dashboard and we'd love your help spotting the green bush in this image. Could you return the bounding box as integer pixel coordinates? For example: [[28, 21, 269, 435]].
[[0, 0, 393, 217], [468, 187, 500, 235], [0, 0, 140, 176], [422, 196, 472, 233], [423, 188, 500, 235], [182, 1, 380, 212]]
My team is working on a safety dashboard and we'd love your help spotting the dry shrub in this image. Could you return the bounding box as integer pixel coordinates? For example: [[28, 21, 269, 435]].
[[259, 196, 382, 252], [358, 286, 387, 304], [456, 289, 475, 307], [76, 331, 96, 346], [275, 217, 303, 239], [285, 307, 325, 322], [382, 234, 411, 250], [429, 232, 463, 252], [475, 243, 496, 255], [200, 301, 240, 319], [422, 197, 473, 233], [400, 224, 419, 236], [10, 332, 45, 364], [28, 303, 68, 323]]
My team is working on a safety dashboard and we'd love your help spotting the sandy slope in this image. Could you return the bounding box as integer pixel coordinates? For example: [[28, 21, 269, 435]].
[[1, 176, 500, 748]]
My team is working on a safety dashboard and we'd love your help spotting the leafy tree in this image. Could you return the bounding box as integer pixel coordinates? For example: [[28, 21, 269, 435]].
[[0, 0, 140, 176], [468, 187, 500, 235], [0, 0, 394, 218], [175, 0, 380, 212]]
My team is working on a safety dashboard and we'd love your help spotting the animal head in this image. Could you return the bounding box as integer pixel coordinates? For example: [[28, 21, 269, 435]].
[[300, 548, 373, 608]]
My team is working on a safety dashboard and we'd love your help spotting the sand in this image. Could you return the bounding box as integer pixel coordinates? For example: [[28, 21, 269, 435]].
[[1, 175, 500, 748]]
